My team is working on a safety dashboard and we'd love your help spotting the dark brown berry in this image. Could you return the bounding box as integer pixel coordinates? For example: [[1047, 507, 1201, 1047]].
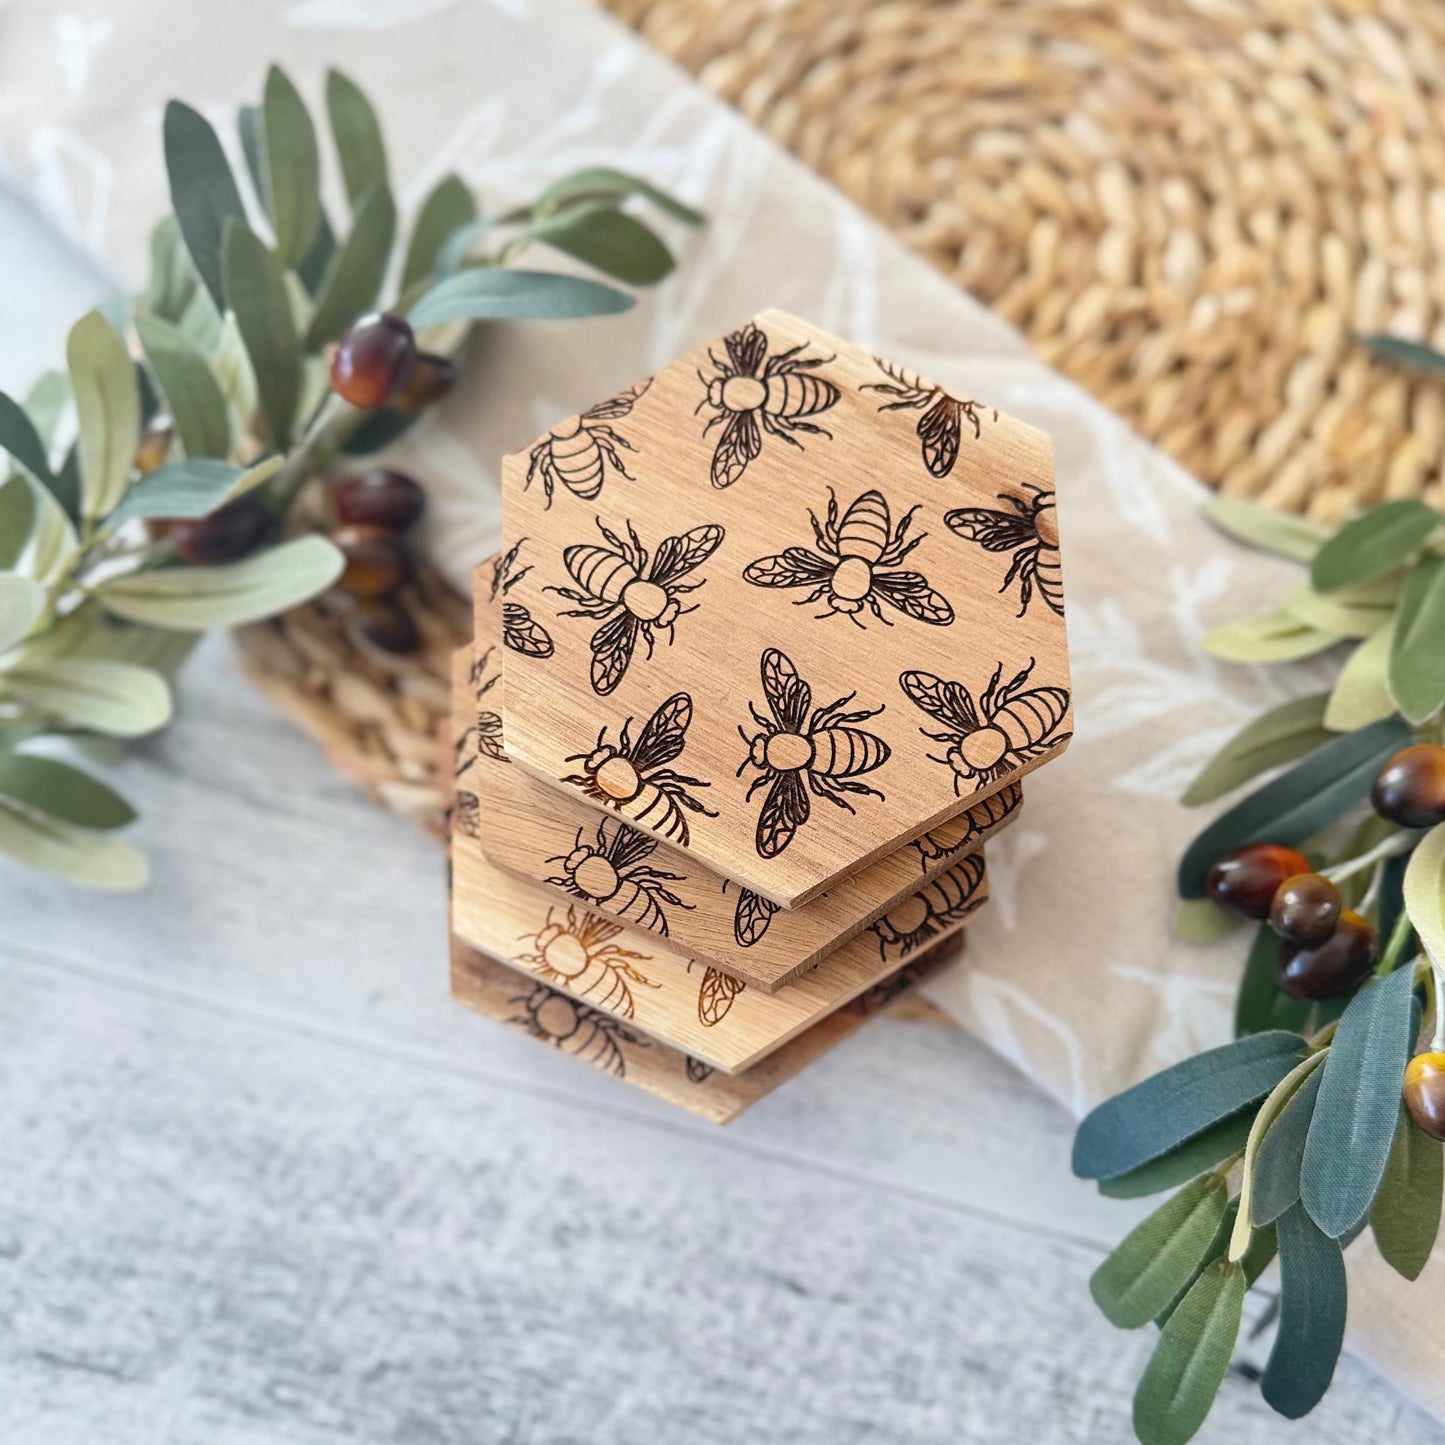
[[170, 495, 274, 565], [1268, 873, 1342, 947], [1372, 744, 1445, 829], [135, 415, 173, 474], [391, 352, 456, 413], [333, 524, 411, 599], [1274, 910, 1378, 1000], [1404, 1053, 1445, 1142], [1206, 843, 1312, 919], [331, 469, 426, 535], [354, 597, 420, 654], [330, 313, 416, 410]]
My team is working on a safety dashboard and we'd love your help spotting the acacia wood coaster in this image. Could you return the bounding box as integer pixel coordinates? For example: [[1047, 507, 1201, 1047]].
[[449, 649, 987, 1073], [497, 308, 1069, 907], [467, 581, 1020, 991]]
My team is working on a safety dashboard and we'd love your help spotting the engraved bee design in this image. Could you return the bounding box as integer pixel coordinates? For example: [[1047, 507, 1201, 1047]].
[[743, 487, 953, 628], [690, 959, 746, 1027], [908, 782, 1022, 872], [871, 854, 986, 959], [564, 691, 716, 845], [900, 659, 1071, 794], [471, 647, 506, 763], [685, 1057, 715, 1084], [738, 648, 890, 859], [525, 379, 650, 507], [724, 881, 781, 949], [509, 983, 646, 1079], [451, 725, 480, 838], [696, 321, 840, 488], [861, 359, 995, 478], [490, 538, 554, 658], [516, 906, 660, 1019], [546, 817, 692, 937], [855, 944, 958, 1014], [944, 483, 1064, 617], [550, 518, 724, 695]]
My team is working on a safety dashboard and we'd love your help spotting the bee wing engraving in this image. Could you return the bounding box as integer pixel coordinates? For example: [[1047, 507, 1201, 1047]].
[[650, 523, 725, 585], [760, 648, 811, 732], [607, 821, 659, 871], [490, 538, 529, 599], [732, 888, 780, 948], [711, 409, 761, 489], [629, 692, 694, 772], [742, 547, 834, 590], [476, 712, 507, 762], [871, 570, 955, 626], [944, 506, 1036, 552], [756, 768, 809, 858], [585, 377, 650, 421], [899, 670, 979, 732], [590, 611, 641, 695], [917, 395, 963, 477], [502, 602, 555, 658], [725, 323, 768, 376], [698, 967, 746, 1027]]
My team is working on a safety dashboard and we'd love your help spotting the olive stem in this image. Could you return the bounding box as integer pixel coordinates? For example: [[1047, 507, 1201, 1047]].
[[1357, 857, 1385, 919], [1323, 829, 1418, 886], [1375, 906, 1418, 977]]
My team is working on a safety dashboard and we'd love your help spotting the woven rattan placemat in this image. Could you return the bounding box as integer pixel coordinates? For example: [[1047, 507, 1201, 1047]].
[[603, 0, 1445, 522]]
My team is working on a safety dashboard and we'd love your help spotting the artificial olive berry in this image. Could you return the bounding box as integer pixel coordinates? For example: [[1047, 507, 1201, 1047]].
[[391, 352, 456, 413], [1403, 1052, 1445, 1142], [1274, 910, 1378, 1000], [354, 596, 420, 655], [1268, 872, 1342, 947], [1206, 843, 1312, 919], [333, 524, 411, 599], [135, 415, 173, 474], [1371, 744, 1445, 829], [331, 469, 426, 535], [330, 312, 416, 410], [170, 494, 274, 565]]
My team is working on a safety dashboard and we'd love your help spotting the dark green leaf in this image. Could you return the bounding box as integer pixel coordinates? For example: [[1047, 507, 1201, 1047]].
[[222, 220, 300, 448], [238, 103, 264, 199], [325, 69, 388, 209], [340, 406, 421, 456], [0, 475, 36, 569], [1389, 555, 1445, 724], [1261, 1204, 1347, 1419], [1099, 1112, 1254, 1200], [1251, 1062, 1325, 1225], [303, 184, 396, 347], [1311, 499, 1440, 592], [106, 457, 281, 528], [1177, 716, 1413, 897], [136, 314, 231, 459], [534, 166, 703, 225], [1183, 693, 1332, 806], [1372, 1107, 1444, 1281], [407, 268, 633, 328], [1156, 1200, 1235, 1326], [0, 753, 135, 829], [1133, 1261, 1245, 1445], [1362, 333, 1445, 374], [1236, 922, 1308, 1038], [53, 444, 81, 524], [401, 174, 477, 289], [525, 204, 675, 285], [0, 390, 57, 489], [1301, 964, 1419, 1236], [1092, 1176, 1229, 1329], [296, 208, 337, 296], [1074, 1031, 1303, 1181], [261, 65, 322, 267], [164, 100, 247, 310]]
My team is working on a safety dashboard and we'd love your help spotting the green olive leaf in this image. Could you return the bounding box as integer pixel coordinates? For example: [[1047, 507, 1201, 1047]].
[[1301, 964, 1420, 1237], [68, 311, 140, 522], [0, 753, 135, 829], [1171, 898, 1242, 943], [1236, 920, 1310, 1038], [522, 203, 676, 285], [1132, 1261, 1245, 1445], [106, 456, 282, 528], [325, 69, 389, 210], [0, 574, 46, 655], [1389, 555, 1445, 725], [0, 797, 147, 889], [1099, 1112, 1255, 1200], [136, 313, 231, 460], [1091, 1175, 1229, 1329], [1261, 1203, 1347, 1419], [98, 534, 342, 631], [1362, 333, 1445, 374], [407, 268, 634, 327], [1251, 1061, 1325, 1226], [532, 166, 704, 226], [261, 65, 322, 267], [221, 220, 300, 449], [164, 100, 247, 311], [1310, 498, 1442, 592], [1324, 622, 1396, 732], [1403, 822, 1445, 967], [1201, 608, 1339, 664], [0, 389, 58, 495], [1202, 497, 1330, 563], [1371, 1107, 1444, 1281], [1282, 580, 1396, 639], [0, 475, 36, 570], [401, 174, 477, 290], [304, 183, 397, 347], [0, 657, 172, 737], [146, 215, 200, 323], [1183, 692, 1332, 806]]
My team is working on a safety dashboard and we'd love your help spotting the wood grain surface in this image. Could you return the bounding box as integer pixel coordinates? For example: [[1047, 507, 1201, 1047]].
[[499, 309, 1070, 906], [472, 563, 1020, 990]]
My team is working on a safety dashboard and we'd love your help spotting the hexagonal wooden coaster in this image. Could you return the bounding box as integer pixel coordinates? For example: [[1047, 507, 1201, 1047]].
[[497, 308, 1070, 907], [468, 571, 1020, 991], [449, 652, 987, 1073]]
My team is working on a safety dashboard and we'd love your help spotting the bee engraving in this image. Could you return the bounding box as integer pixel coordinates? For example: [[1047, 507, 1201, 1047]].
[[725, 881, 781, 949], [696, 321, 840, 488], [550, 518, 724, 695], [451, 724, 481, 838], [546, 817, 692, 937], [509, 983, 646, 1079], [563, 691, 716, 846], [908, 783, 1022, 872], [470, 647, 506, 764], [690, 959, 746, 1027], [743, 487, 953, 628], [490, 538, 554, 658], [738, 648, 890, 859], [900, 659, 1071, 794], [516, 905, 659, 1019], [945, 483, 1064, 618], [525, 379, 650, 507], [871, 854, 986, 959], [861, 359, 995, 478], [685, 1057, 715, 1084]]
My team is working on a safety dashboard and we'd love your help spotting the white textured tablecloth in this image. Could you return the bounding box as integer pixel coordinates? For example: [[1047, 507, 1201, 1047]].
[[1, 0, 1439, 1423]]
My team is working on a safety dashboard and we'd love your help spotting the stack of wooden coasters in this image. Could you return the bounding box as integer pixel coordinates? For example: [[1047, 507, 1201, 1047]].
[[445, 310, 1071, 1123]]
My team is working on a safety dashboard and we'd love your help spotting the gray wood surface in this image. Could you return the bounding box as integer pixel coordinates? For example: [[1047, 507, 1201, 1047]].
[[2, 190, 1442, 1445]]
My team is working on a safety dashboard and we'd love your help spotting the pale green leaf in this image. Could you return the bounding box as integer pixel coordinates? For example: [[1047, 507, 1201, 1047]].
[[325, 69, 388, 209], [1282, 581, 1396, 639], [1389, 555, 1445, 725], [98, 535, 343, 630], [261, 65, 322, 267], [136, 313, 231, 459], [163, 100, 246, 310], [0, 753, 135, 829], [1182, 693, 1332, 805], [304, 183, 396, 347], [1172, 897, 1243, 943], [0, 798, 147, 889], [1203, 497, 1329, 563], [533, 166, 704, 225], [1324, 623, 1396, 732], [147, 215, 200, 323], [222, 220, 299, 448], [401, 174, 476, 289], [407, 268, 634, 327], [210, 312, 259, 444], [106, 456, 282, 528], [1202, 608, 1339, 663], [22, 369, 71, 451], [1, 657, 172, 737], [68, 311, 140, 521], [0, 574, 46, 654], [1404, 822, 1445, 967]]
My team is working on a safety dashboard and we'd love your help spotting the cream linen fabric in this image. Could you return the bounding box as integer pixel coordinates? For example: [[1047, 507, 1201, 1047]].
[[1, 0, 1440, 1422]]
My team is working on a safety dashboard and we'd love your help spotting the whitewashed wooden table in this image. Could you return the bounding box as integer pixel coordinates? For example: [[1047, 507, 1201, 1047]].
[[2, 190, 1442, 1445]]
